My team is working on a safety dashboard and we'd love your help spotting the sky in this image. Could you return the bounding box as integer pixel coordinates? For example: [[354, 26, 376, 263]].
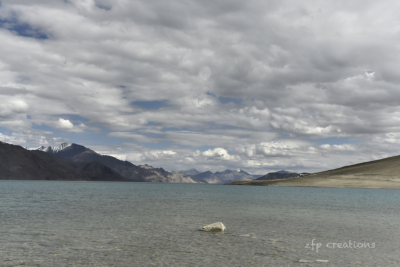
[[1, 0, 400, 174]]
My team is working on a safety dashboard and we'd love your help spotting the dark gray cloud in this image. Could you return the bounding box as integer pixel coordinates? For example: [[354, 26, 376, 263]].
[[0, 86, 30, 95]]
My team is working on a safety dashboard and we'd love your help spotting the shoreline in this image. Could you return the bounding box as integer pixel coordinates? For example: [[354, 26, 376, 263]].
[[225, 175, 400, 189]]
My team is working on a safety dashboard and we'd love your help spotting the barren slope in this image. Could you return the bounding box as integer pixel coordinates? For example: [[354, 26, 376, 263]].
[[227, 155, 400, 189], [276, 155, 400, 189]]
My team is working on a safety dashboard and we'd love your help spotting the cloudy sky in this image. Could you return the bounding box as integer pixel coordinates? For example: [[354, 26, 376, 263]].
[[1, 0, 400, 174]]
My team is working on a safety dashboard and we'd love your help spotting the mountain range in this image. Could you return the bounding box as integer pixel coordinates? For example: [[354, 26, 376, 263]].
[[2, 141, 312, 184], [0, 142, 200, 183], [0, 141, 125, 181], [178, 168, 263, 184]]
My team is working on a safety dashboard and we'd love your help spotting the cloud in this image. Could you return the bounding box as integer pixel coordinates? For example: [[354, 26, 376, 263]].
[[319, 144, 356, 151], [143, 150, 176, 160], [2, 0, 400, 173], [0, 132, 26, 145], [239, 141, 305, 158], [0, 129, 62, 147], [0, 99, 28, 117], [54, 118, 89, 133], [57, 118, 73, 129], [203, 148, 238, 161]]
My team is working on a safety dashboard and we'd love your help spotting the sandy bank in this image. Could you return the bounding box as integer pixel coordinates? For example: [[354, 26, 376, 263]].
[[226, 175, 400, 189]]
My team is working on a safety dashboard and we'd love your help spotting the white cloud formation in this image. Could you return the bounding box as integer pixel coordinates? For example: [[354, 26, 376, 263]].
[[58, 118, 73, 129], [203, 148, 238, 161], [319, 144, 356, 151], [0, 132, 26, 145], [2, 0, 400, 174], [143, 150, 177, 160]]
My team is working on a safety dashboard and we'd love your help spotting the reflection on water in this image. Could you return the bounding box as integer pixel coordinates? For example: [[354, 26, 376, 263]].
[[1, 181, 400, 266]]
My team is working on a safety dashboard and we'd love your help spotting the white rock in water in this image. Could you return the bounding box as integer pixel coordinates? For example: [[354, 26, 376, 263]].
[[202, 222, 226, 232]]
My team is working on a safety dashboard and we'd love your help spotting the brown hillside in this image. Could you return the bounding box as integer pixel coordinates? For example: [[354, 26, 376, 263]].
[[274, 155, 400, 189], [227, 155, 400, 189]]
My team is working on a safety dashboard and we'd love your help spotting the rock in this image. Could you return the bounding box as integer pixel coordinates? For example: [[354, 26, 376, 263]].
[[202, 222, 226, 232]]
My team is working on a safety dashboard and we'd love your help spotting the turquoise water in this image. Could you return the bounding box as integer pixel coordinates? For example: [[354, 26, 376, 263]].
[[1, 181, 400, 266]]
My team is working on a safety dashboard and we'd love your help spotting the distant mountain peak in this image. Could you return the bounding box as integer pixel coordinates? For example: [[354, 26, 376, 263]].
[[236, 168, 251, 174], [139, 164, 154, 169], [26, 145, 46, 151], [37, 143, 71, 153], [178, 168, 201, 176], [276, 170, 292, 174]]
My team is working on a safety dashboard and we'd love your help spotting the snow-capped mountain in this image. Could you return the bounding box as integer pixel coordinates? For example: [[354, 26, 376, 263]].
[[37, 143, 71, 153], [3, 142, 127, 181], [34, 143, 202, 183]]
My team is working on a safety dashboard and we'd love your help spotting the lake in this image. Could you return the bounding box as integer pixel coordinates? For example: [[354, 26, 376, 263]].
[[1, 181, 400, 266]]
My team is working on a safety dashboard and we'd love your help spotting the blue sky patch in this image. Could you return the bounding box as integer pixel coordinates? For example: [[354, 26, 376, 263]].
[[96, 3, 112, 11], [146, 121, 162, 126], [207, 122, 244, 130], [309, 136, 353, 145], [206, 92, 216, 97], [193, 145, 215, 152], [218, 96, 242, 105], [146, 133, 165, 138], [0, 126, 10, 135], [131, 100, 169, 109], [32, 123, 54, 133], [162, 127, 193, 132], [0, 18, 49, 39], [138, 141, 173, 150]]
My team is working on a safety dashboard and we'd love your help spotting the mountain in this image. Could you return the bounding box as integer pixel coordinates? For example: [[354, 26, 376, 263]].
[[192, 171, 214, 181], [31, 150, 129, 181], [179, 169, 260, 184], [276, 170, 292, 174], [256, 171, 303, 180], [37, 143, 72, 153], [178, 168, 201, 176], [37, 143, 143, 181], [265, 155, 400, 189], [37, 143, 201, 183], [0, 141, 126, 181]]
